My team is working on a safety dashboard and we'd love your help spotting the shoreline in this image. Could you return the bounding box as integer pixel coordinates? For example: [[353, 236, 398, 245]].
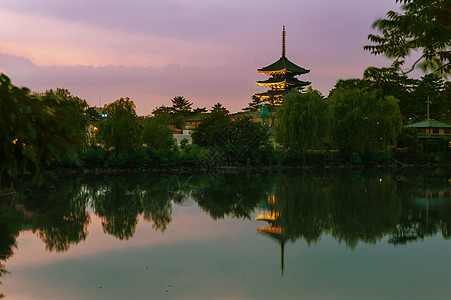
[[44, 162, 451, 178]]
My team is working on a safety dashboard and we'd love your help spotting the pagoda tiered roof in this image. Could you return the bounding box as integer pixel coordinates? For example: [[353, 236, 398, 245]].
[[257, 55, 310, 75], [253, 26, 310, 104], [256, 76, 310, 88]]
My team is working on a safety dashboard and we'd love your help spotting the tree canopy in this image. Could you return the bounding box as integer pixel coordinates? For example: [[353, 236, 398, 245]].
[[328, 81, 403, 155], [0, 74, 88, 190], [99, 97, 142, 152], [275, 89, 332, 152], [364, 0, 451, 75]]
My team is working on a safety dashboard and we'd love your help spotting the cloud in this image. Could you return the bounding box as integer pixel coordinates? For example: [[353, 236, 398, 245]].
[[1, 46, 399, 116], [0, 0, 414, 115], [0, 53, 259, 114]]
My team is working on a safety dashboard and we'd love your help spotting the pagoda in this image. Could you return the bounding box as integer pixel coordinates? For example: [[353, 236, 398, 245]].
[[254, 26, 310, 105]]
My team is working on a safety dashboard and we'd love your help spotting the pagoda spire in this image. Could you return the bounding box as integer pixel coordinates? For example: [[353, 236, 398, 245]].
[[254, 26, 310, 104], [282, 26, 286, 57]]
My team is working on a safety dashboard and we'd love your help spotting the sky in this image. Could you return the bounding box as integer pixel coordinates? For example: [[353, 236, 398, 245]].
[[0, 0, 413, 115]]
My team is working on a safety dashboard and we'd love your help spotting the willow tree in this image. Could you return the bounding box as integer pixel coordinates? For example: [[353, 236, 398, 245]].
[[275, 89, 332, 152], [141, 115, 175, 150], [99, 98, 142, 152], [328, 82, 403, 156], [0, 74, 88, 191]]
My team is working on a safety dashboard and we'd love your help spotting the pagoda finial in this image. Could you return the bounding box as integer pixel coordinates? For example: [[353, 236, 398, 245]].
[[282, 26, 286, 57]]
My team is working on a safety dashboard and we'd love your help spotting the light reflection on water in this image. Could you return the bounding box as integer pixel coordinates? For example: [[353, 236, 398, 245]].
[[1, 168, 451, 299]]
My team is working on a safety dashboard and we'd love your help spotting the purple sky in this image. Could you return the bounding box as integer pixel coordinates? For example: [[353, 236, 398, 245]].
[[0, 0, 416, 115]]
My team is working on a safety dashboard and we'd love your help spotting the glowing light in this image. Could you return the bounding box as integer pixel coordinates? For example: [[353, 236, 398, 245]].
[[12, 138, 18, 144]]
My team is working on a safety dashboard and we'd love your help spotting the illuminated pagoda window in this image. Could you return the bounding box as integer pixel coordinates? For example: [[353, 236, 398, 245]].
[[254, 26, 310, 105]]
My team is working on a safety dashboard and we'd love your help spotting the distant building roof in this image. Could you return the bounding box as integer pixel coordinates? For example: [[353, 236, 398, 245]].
[[230, 111, 275, 118], [404, 119, 451, 128], [184, 113, 210, 121]]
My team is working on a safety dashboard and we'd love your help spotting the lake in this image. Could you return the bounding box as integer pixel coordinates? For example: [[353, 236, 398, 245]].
[[1, 168, 451, 299]]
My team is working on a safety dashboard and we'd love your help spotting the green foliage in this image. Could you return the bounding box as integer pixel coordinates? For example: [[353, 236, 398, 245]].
[[192, 110, 271, 165], [79, 146, 107, 167], [412, 73, 446, 120], [364, 0, 451, 74], [85, 107, 101, 122], [210, 102, 229, 114], [99, 98, 142, 152], [169, 96, 193, 129], [0, 74, 88, 190], [106, 150, 150, 168], [142, 116, 175, 150], [244, 95, 271, 112], [170, 96, 193, 116], [280, 149, 305, 166], [191, 109, 231, 147], [440, 82, 451, 123], [349, 152, 363, 164], [328, 82, 403, 156], [275, 89, 332, 152], [193, 107, 208, 114]]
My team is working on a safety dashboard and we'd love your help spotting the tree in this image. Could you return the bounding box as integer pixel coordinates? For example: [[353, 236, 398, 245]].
[[243, 95, 267, 111], [363, 66, 418, 122], [191, 107, 231, 148], [328, 81, 403, 156], [0, 74, 88, 190], [85, 107, 101, 122], [169, 96, 193, 129], [275, 89, 332, 152], [210, 102, 229, 114], [244, 95, 279, 112], [193, 107, 208, 114], [439, 81, 451, 122], [412, 73, 445, 120], [170, 96, 192, 116], [364, 0, 451, 75], [99, 98, 142, 152], [45, 88, 89, 149], [142, 115, 175, 150]]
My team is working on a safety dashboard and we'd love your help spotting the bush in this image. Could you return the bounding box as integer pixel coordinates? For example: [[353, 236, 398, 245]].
[[106, 150, 150, 168], [281, 149, 304, 166], [80, 147, 107, 167], [349, 152, 363, 164]]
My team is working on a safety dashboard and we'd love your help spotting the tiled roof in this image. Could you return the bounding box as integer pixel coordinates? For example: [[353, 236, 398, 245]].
[[404, 119, 451, 128], [258, 56, 309, 74]]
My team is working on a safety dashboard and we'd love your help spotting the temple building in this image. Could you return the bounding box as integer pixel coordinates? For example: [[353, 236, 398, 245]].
[[254, 26, 310, 105]]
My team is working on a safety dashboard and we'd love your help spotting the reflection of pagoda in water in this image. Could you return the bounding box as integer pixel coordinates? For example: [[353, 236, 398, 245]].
[[254, 26, 310, 105], [255, 193, 287, 276]]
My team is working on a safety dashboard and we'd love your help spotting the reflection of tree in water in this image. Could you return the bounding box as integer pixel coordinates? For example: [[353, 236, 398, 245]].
[[141, 176, 173, 232], [192, 172, 276, 220], [18, 179, 90, 252], [0, 201, 23, 298], [87, 174, 174, 238], [272, 171, 332, 245], [328, 171, 401, 249], [89, 177, 144, 240], [4, 168, 451, 258], [389, 168, 451, 245], [268, 170, 402, 249]]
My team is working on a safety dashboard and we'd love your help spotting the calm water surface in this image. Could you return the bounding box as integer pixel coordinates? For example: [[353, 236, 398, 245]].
[[1, 168, 451, 299]]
